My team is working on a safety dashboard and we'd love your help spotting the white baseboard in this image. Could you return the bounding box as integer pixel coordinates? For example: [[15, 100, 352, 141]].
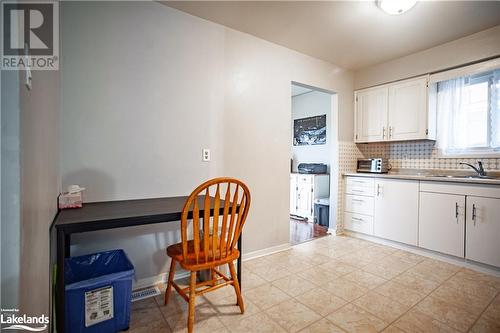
[[132, 242, 291, 290], [242, 243, 291, 261], [133, 271, 189, 290], [345, 231, 500, 277]]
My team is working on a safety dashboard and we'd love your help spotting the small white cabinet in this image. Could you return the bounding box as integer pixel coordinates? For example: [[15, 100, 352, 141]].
[[290, 173, 329, 221], [418, 192, 465, 257], [354, 76, 434, 143], [355, 87, 388, 142], [344, 177, 375, 235], [373, 179, 419, 245], [466, 196, 500, 267]]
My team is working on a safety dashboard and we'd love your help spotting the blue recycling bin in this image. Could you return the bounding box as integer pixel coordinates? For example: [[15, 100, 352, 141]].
[[65, 249, 135, 333]]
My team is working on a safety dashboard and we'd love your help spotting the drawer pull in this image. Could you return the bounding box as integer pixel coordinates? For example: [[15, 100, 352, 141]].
[[472, 204, 477, 226], [352, 199, 365, 203], [351, 217, 364, 222], [455, 202, 459, 223]]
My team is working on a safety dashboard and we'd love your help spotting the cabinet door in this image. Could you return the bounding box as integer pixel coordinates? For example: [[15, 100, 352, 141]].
[[388, 77, 428, 141], [419, 192, 465, 257], [355, 87, 388, 143], [466, 196, 500, 267], [290, 174, 297, 215], [374, 179, 419, 245], [296, 175, 313, 219]]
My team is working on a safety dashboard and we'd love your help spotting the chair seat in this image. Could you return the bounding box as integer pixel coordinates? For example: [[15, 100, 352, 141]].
[[167, 240, 240, 270]]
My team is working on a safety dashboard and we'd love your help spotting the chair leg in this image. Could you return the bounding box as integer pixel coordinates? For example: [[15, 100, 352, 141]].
[[187, 271, 197, 333], [164, 259, 177, 306], [228, 261, 244, 314]]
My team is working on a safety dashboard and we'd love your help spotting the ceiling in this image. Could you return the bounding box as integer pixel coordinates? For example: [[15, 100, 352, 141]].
[[162, 1, 500, 70]]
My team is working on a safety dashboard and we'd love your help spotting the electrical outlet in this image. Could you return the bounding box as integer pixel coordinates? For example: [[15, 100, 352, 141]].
[[202, 149, 210, 162]]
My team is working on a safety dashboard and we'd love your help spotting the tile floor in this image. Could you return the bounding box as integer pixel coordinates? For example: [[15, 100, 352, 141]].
[[129, 235, 500, 333]]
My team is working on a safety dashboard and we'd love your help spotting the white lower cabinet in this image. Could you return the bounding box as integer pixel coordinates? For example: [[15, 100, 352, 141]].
[[373, 179, 419, 246], [466, 196, 500, 267], [418, 192, 465, 257]]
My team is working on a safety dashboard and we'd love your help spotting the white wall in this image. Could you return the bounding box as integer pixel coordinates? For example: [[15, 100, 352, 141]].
[[61, 1, 353, 284], [291, 90, 332, 172], [18, 69, 60, 317], [354, 25, 500, 89], [1, 71, 21, 309]]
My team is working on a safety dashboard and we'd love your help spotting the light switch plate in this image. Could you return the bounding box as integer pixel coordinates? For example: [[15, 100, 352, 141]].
[[202, 149, 210, 162]]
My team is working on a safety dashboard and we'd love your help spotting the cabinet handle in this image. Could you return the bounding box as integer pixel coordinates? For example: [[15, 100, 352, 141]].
[[376, 184, 381, 196], [351, 189, 363, 193], [351, 217, 364, 222], [472, 204, 476, 226], [352, 199, 365, 203], [389, 126, 393, 139], [382, 127, 386, 139], [455, 202, 459, 223]]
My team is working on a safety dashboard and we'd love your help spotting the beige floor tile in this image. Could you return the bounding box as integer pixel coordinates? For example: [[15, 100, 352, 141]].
[[394, 309, 458, 333], [319, 260, 358, 276], [132, 296, 159, 310], [353, 292, 411, 323], [405, 262, 458, 284], [343, 270, 388, 290], [443, 275, 498, 302], [245, 284, 291, 310], [272, 274, 317, 297], [334, 253, 372, 268], [392, 271, 440, 294], [415, 296, 478, 332], [430, 283, 493, 315], [380, 325, 406, 333], [252, 264, 293, 282], [297, 266, 339, 285], [165, 304, 224, 333], [244, 257, 271, 270], [241, 271, 267, 290], [322, 278, 369, 302], [375, 281, 426, 307], [361, 262, 408, 280], [298, 318, 346, 333], [266, 299, 322, 332], [326, 304, 388, 333], [295, 287, 347, 316], [469, 315, 500, 333], [213, 295, 260, 327], [228, 312, 287, 333], [202, 285, 238, 303], [130, 306, 170, 332], [454, 268, 500, 290], [483, 292, 500, 323], [391, 250, 426, 265]]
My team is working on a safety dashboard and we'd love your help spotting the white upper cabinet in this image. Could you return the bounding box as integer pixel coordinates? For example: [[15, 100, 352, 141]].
[[388, 77, 428, 141], [354, 76, 435, 143], [355, 87, 388, 142]]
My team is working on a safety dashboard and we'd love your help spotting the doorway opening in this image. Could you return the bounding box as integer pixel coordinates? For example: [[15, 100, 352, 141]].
[[290, 82, 336, 245]]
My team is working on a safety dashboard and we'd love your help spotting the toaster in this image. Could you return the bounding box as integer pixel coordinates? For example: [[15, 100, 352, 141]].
[[357, 158, 389, 173]]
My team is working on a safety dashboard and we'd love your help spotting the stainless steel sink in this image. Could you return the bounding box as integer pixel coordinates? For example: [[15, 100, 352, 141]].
[[426, 175, 498, 180]]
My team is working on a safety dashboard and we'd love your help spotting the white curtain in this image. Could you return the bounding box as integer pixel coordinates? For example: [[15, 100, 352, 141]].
[[436, 76, 466, 152], [436, 69, 500, 154]]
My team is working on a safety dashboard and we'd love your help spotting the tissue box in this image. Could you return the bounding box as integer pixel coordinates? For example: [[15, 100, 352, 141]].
[[59, 192, 83, 209]]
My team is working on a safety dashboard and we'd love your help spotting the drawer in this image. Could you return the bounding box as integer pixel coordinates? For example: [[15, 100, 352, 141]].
[[345, 177, 375, 196], [344, 212, 373, 235], [345, 195, 374, 216]]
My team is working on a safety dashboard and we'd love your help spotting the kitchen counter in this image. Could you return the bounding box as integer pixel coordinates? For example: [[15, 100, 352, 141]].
[[343, 169, 500, 185]]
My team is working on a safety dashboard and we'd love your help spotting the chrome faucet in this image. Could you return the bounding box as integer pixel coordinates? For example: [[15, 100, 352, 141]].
[[459, 161, 487, 177]]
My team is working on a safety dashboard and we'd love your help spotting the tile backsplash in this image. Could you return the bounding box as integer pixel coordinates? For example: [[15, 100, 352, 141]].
[[357, 140, 500, 171]]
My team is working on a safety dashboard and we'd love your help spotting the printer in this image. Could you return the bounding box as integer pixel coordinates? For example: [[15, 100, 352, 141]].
[[297, 163, 327, 174]]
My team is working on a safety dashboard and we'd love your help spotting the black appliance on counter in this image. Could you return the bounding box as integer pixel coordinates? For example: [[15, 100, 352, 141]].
[[298, 163, 327, 174]]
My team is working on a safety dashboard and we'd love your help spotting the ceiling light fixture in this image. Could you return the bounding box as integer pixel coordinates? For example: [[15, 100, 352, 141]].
[[377, 0, 417, 15]]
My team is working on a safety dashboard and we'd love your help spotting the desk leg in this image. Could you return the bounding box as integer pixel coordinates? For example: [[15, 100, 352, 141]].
[[56, 229, 66, 333], [237, 237, 242, 289]]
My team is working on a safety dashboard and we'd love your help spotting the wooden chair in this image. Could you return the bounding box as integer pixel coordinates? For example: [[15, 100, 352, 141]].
[[164, 177, 251, 333]]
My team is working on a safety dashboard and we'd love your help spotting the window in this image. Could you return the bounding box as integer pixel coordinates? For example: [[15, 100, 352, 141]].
[[436, 69, 500, 156]]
